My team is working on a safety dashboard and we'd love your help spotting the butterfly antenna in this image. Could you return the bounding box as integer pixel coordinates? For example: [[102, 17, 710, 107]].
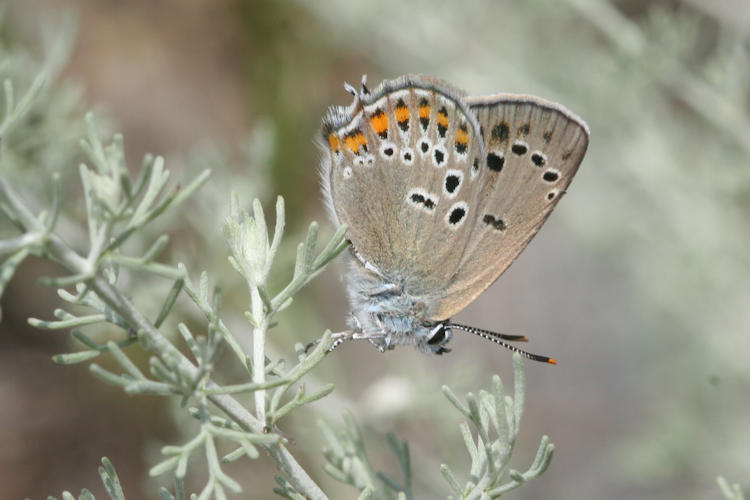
[[446, 323, 527, 341], [447, 323, 557, 364]]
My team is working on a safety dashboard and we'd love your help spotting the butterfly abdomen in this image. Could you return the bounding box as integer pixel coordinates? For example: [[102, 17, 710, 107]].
[[344, 254, 441, 350]]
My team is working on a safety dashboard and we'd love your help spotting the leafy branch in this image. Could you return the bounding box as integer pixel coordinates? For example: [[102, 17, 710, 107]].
[[319, 354, 552, 499], [441, 354, 553, 499], [319, 412, 391, 499], [224, 194, 347, 425], [0, 60, 346, 497], [46, 457, 126, 500]]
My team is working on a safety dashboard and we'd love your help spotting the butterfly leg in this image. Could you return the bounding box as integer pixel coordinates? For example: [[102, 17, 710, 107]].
[[327, 333, 352, 353], [369, 315, 392, 352], [304, 313, 363, 354], [304, 332, 351, 354], [305, 313, 391, 354], [327, 331, 389, 353], [369, 338, 388, 352], [305, 330, 388, 354], [350, 313, 391, 352], [350, 312, 363, 331]]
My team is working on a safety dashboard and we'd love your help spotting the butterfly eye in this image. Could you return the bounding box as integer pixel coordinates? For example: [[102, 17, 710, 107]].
[[427, 324, 449, 345]]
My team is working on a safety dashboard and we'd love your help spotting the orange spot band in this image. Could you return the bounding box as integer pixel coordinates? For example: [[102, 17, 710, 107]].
[[328, 134, 341, 153], [370, 112, 388, 134], [344, 133, 365, 153], [455, 128, 469, 145], [344, 135, 358, 152], [437, 111, 449, 127], [395, 106, 410, 123], [419, 105, 430, 119]]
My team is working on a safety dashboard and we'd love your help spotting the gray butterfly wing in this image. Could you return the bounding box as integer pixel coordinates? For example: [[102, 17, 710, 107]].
[[424, 94, 590, 321], [320, 75, 486, 295]]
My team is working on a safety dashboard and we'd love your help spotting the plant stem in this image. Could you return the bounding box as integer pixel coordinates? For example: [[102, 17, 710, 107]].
[[0, 177, 329, 500], [250, 284, 267, 425]]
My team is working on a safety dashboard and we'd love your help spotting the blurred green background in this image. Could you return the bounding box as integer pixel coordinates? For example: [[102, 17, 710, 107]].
[[1, 0, 749, 498]]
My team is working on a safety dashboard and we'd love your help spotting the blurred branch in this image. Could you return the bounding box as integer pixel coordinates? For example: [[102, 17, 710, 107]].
[[683, 0, 750, 35], [718, 477, 746, 500], [320, 356, 552, 499], [566, 0, 750, 155], [319, 412, 394, 500]]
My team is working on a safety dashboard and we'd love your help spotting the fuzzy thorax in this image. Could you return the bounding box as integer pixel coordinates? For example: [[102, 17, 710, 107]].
[[343, 254, 451, 354]]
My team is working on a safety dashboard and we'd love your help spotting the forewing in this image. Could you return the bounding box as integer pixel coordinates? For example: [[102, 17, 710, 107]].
[[319, 76, 486, 295], [424, 94, 589, 320]]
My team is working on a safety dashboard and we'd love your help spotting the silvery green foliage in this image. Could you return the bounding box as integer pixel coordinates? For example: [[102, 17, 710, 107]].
[[317, 413, 402, 500], [718, 477, 746, 500], [441, 354, 553, 499], [46, 458, 126, 500], [0, 55, 343, 497], [45, 457, 200, 500], [0, 11, 88, 185], [319, 354, 552, 500]]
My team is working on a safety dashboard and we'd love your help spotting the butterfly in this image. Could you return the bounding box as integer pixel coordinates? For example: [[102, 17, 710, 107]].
[[317, 75, 589, 362]]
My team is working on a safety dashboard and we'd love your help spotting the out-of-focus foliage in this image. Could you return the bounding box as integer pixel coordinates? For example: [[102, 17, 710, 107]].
[[318, 355, 552, 499], [718, 476, 746, 500]]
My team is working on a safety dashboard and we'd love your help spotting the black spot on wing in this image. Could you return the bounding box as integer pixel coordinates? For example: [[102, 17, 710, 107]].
[[511, 142, 528, 155], [487, 152, 504, 172], [492, 122, 509, 142], [445, 174, 460, 194], [434, 148, 445, 165], [531, 152, 546, 167], [448, 206, 466, 225], [543, 170, 559, 182], [483, 214, 506, 231]]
